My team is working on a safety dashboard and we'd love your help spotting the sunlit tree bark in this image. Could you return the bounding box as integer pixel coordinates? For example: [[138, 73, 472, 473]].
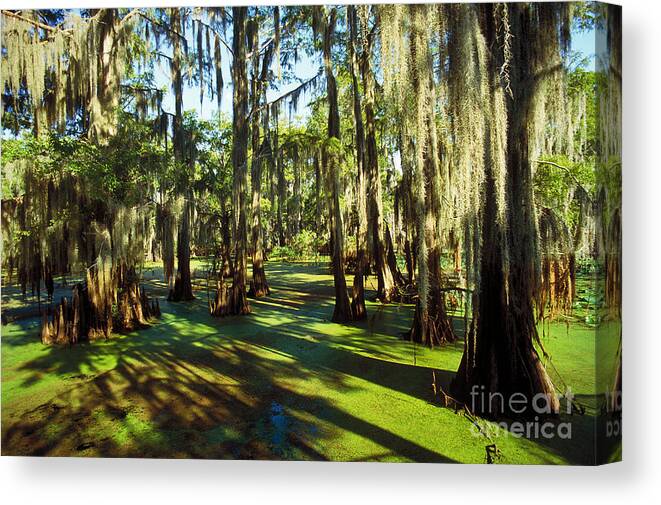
[[228, 6, 251, 315]]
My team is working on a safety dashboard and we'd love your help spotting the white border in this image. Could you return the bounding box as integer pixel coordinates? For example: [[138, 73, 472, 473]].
[[2, 1, 660, 503]]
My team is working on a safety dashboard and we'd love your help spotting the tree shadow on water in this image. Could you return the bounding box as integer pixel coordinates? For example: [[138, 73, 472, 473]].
[[2, 294, 457, 462]]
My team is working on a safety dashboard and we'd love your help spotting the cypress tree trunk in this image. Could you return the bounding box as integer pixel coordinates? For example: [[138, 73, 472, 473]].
[[248, 18, 270, 298], [168, 8, 194, 302], [408, 140, 455, 347], [169, 190, 194, 301], [323, 8, 353, 323], [292, 148, 302, 236], [348, 5, 367, 320], [400, 131, 416, 285], [276, 128, 286, 246], [221, 203, 233, 279], [210, 204, 232, 317], [11, 9, 161, 342], [228, 6, 251, 315], [359, 9, 397, 303], [314, 150, 324, 239], [158, 132, 175, 292], [267, 121, 278, 252], [249, 133, 270, 298], [42, 263, 160, 345], [452, 3, 560, 417], [88, 9, 120, 142], [406, 8, 455, 347], [385, 223, 405, 287], [161, 203, 176, 292]]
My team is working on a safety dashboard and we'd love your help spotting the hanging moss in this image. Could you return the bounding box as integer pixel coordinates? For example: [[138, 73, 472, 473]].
[[2, 9, 134, 138], [537, 207, 576, 325], [379, 4, 456, 346], [214, 33, 223, 109], [596, 5, 622, 318]]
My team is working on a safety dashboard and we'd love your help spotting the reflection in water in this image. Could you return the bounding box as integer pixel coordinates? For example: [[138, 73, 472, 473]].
[[269, 401, 288, 456], [255, 400, 318, 459]]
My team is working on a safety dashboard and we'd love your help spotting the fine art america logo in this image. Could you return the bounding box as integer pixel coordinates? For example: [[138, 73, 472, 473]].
[[469, 385, 576, 440], [468, 387, 623, 440]]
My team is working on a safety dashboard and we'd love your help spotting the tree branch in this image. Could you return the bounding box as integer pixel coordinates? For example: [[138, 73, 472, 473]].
[[532, 159, 593, 203], [119, 9, 141, 26], [121, 84, 164, 95], [1, 9, 73, 36], [194, 18, 233, 56], [3, 8, 138, 38], [266, 70, 323, 110], [137, 11, 187, 44]]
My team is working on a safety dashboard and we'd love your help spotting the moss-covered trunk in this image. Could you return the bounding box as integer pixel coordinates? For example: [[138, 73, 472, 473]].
[[168, 8, 194, 302], [406, 8, 455, 347], [276, 129, 287, 247], [452, 4, 560, 417], [348, 5, 367, 320], [249, 136, 270, 298], [323, 8, 353, 323], [360, 9, 397, 303], [248, 19, 271, 299], [228, 6, 251, 315], [169, 190, 195, 301]]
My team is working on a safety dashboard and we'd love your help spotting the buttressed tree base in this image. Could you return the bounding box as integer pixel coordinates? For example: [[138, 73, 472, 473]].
[[0, 2, 621, 465]]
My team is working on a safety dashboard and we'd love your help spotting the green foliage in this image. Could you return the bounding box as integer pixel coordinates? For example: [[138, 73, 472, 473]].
[[572, 1, 601, 32], [324, 136, 344, 157], [271, 230, 323, 260], [595, 156, 621, 207], [567, 67, 598, 157], [534, 154, 595, 229], [2, 117, 165, 207]]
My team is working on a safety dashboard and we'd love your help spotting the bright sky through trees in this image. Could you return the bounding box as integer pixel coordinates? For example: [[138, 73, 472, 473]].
[[155, 22, 596, 122]]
